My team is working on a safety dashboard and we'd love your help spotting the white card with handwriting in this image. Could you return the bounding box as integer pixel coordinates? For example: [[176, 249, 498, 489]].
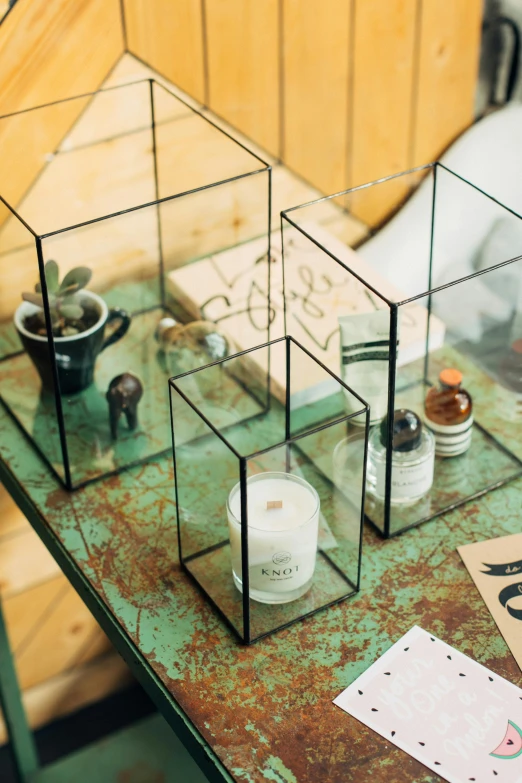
[[334, 626, 522, 783], [167, 223, 445, 405]]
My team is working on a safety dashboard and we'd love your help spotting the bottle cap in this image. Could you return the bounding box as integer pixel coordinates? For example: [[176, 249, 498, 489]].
[[380, 409, 422, 452], [439, 368, 462, 387], [512, 339, 522, 355]]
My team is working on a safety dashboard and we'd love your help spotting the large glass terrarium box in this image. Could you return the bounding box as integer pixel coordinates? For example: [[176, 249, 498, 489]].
[[281, 163, 522, 537], [170, 336, 369, 644], [0, 79, 271, 489]]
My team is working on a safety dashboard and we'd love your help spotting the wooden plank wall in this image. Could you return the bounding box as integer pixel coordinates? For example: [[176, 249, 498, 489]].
[[0, 0, 124, 228], [123, 0, 206, 103], [125, 0, 483, 226], [0, 0, 129, 740]]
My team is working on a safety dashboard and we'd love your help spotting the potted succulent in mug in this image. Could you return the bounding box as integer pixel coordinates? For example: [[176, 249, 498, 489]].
[[14, 260, 131, 394]]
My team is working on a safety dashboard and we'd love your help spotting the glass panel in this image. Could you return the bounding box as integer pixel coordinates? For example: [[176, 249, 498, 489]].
[[286, 166, 434, 302], [171, 338, 367, 642], [0, 93, 91, 236], [160, 169, 271, 352], [0, 226, 66, 482], [390, 260, 522, 535], [0, 84, 155, 235], [0, 81, 271, 488], [170, 381, 244, 639], [281, 216, 393, 424], [173, 340, 275, 455], [283, 163, 522, 535], [39, 203, 163, 487], [152, 81, 265, 199], [387, 170, 522, 535]]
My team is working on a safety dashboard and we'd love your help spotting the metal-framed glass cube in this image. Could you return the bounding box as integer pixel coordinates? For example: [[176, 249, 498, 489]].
[[281, 163, 522, 537], [169, 336, 369, 644], [0, 79, 271, 489]]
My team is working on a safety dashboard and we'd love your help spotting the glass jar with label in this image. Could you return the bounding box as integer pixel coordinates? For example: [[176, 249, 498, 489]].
[[367, 409, 435, 505], [227, 472, 320, 604]]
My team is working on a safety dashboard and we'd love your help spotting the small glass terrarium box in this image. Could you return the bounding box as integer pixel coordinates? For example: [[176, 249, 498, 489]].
[[281, 163, 522, 537], [169, 336, 369, 644], [0, 79, 271, 489]]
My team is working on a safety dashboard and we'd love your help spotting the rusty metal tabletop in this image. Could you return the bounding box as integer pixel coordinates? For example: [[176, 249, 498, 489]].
[[1, 401, 520, 783]]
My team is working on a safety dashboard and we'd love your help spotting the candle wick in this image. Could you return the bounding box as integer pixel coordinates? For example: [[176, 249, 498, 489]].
[[266, 500, 283, 510]]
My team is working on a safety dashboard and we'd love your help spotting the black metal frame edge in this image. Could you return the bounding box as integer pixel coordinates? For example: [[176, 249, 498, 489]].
[[280, 213, 393, 307], [180, 553, 359, 647]]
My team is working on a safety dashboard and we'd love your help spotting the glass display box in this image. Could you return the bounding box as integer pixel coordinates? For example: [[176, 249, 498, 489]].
[[169, 336, 369, 644], [0, 79, 271, 489], [281, 163, 522, 537]]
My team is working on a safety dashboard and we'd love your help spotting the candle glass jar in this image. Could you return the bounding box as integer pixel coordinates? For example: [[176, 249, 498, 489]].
[[170, 336, 369, 643], [227, 472, 320, 604]]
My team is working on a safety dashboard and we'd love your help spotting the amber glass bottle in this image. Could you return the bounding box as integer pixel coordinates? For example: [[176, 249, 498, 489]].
[[425, 368, 473, 457]]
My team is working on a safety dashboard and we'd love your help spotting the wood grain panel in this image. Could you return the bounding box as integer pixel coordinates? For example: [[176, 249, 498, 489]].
[[0, 652, 132, 744], [0, 0, 123, 112], [412, 0, 482, 165], [0, 524, 60, 597], [5, 577, 111, 690], [283, 0, 351, 197], [5, 578, 65, 651], [0, 0, 123, 227], [206, 0, 279, 156], [349, 0, 417, 226], [124, 0, 205, 103]]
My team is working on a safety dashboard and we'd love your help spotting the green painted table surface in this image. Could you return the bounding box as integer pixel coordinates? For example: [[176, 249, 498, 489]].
[[1, 402, 521, 783]]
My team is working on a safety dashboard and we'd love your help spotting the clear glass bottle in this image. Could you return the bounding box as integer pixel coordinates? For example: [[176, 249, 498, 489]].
[[367, 409, 435, 505], [155, 317, 232, 374], [424, 368, 473, 457]]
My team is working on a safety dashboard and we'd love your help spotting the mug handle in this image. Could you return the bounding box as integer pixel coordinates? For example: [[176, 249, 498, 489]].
[[100, 307, 131, 352]]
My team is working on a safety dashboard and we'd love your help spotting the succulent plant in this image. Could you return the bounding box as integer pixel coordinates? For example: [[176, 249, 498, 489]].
[[22, 260, 93, 337]]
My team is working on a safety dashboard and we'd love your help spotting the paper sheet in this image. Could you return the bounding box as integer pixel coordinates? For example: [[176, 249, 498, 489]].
[[334, 626, 522, 783], [459, 534, 522, 674], [168, 223, 445, 404]]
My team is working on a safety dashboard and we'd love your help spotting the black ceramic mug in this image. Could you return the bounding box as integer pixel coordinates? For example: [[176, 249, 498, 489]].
[[14, 291, 131, 394]]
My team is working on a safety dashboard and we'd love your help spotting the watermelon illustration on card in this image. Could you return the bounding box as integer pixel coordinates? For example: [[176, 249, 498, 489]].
[[334, 626, 522, 783], [491, 721, 522, 760]]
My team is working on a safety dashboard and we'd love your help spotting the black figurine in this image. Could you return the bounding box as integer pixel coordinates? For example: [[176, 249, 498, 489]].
[[106, 373, 143, 440]]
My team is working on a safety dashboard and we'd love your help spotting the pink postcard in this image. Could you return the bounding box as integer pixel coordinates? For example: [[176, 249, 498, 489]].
[[334, 626, 522, 782]]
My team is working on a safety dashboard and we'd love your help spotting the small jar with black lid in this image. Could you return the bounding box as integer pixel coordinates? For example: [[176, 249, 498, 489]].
[[367, 409, 435, 505]]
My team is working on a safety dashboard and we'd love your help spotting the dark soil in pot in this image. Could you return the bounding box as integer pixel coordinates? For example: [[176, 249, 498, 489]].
[[23, 299, 101, 338]]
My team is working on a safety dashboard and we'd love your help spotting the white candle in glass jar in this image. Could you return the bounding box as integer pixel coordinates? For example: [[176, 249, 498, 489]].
[[227, 472, 320, 604]]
